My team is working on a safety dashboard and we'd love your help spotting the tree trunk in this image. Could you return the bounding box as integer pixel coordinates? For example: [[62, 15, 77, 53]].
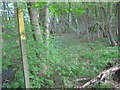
[[49, 15, 55, 35], [17, 8, 30, 88], [71, 13, 79, 35], [2, 2, 8, 32], [95, 5, 100, 39], [85, 8, 90, 43], [101, 6, 117, 46], [97, 24, 100, 39], [44, 2, 50, 47], [68, 3, 72, 26], [0, 2, 3, 89], [118, 2, 120, 47], [14, 2, 18, 32], [38, 7, 45, 27], [27, 2, 43, 43]]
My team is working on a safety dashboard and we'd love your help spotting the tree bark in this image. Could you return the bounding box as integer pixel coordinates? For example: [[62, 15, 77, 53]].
[[118, 2, 120, 47], [49, 15, 55, 35], [101, 6, 117, 46], [27, 2, 43, 43], [38, 7, 45, 27], [85, 8, 90, 43], [0, 2, 3, 89], [95, 5, 100, 39], [68, 3, 72, 25], [17, 8, 30, 88], [14, 2, 18, 32], [2, 2, 8, 32], [44, 2, 50, 47]]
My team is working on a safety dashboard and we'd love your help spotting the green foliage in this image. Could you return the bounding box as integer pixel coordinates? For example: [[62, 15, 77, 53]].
[[2, 20, 24, 88], [34, 2, 47, 8], [75, 8, 86, 15], [3, 19, 118, 88], [2, 2, 118, 88], [34, 2, 86, 17]]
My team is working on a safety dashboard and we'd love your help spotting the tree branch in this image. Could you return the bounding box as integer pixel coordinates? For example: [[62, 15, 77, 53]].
[[80, 64, 120, 88]]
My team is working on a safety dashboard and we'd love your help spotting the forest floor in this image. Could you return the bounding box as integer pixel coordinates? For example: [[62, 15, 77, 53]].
[[2, 33, 119, 88], [51, 33, 119, 88]]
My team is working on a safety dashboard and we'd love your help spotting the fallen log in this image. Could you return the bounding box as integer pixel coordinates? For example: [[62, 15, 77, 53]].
[[76, 78, 90, 82], [80, 64, 120, 88]]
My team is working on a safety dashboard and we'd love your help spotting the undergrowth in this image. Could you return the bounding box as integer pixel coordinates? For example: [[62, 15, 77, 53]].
[[2, 31, 118, 88]]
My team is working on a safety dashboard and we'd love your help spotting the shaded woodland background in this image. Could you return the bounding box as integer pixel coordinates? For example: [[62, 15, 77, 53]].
[[0, 2, 120, 88]]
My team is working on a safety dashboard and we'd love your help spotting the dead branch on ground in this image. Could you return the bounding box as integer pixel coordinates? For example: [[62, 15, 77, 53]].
[[80, 64, 120, 88]]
